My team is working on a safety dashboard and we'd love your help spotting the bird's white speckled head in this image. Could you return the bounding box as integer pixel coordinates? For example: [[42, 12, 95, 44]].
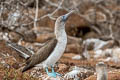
[[55, 10, 74, 28], [55, 10, 74, 40]]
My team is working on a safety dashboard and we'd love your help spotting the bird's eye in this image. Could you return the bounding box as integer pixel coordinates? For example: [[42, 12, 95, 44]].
[[62, 16, 66, 21], [62, 16, 65, 19]]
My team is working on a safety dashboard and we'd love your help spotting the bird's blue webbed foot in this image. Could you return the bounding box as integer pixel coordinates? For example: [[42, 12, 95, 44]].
[[45, 66, 61, 78]]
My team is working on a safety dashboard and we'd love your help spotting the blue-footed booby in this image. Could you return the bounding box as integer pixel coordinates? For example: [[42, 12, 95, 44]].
[[7, 11, 74, 77]]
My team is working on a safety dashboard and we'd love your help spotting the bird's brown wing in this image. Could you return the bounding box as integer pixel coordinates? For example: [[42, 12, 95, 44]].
[[22, 38, 57, 72]]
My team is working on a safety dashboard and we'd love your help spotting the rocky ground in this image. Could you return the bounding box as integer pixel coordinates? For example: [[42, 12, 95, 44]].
[[0, 0, 120, 80], [1, 38, 120, 80]]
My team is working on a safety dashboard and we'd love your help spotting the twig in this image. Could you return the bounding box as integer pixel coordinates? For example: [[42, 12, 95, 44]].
[[22, 0, 64, 26], [34, 0, 39, 31]]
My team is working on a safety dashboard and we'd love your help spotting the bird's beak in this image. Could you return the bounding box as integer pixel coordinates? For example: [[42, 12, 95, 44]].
[[63, 10, 74, 21]]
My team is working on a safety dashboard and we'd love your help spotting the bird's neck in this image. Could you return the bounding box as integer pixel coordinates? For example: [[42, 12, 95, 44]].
[[54, 24, 67, 42], [97, 68, 107, 80]]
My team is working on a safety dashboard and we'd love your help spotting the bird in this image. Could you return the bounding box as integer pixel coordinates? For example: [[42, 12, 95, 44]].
[[96, 62, 107, 80], [84, 62, 107, 80], [7, 11, 74, 78], [85, 62, 120, 80]]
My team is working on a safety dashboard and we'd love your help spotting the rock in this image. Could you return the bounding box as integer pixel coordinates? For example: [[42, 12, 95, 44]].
[[36, 33, 54, 43], [67, 36, 82, 44], [58, 64, 68, 72], [83, 31, 99, 39], [44, 76, 63, 80], [72, 55, 82, 60], [65, 43, 83, 54], [12, 62, 20, 69], [23, 30, 37, 42], [64, 66, 94, 80], [8, 32, 21, 42]]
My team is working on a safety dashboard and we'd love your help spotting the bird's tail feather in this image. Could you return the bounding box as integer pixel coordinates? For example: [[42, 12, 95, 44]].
[[6, 41, 30, 59], [22, 63, 34, 72]]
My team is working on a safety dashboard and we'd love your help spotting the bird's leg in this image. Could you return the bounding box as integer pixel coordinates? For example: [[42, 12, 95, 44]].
[[51, 65, 61, 76], [51, 65, 55, 73], [45, 66, 61, 78], [45, 67, 57, 77], [45, 67, 49, 74]]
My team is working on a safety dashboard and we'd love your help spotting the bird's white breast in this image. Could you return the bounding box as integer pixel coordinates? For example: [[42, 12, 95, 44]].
[[43, 33, 67, 68]]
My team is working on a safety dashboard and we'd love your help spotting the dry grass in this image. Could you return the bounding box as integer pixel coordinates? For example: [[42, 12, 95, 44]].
[[0, 64, 38, 80]]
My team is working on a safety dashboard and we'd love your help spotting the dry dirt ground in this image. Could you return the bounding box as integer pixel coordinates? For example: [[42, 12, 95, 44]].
[[0, 0, 120, 80], [0, 40, 120, 80]]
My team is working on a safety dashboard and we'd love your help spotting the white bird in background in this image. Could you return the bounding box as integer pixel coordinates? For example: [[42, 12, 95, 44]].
[[96, 62, 107, 80]]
